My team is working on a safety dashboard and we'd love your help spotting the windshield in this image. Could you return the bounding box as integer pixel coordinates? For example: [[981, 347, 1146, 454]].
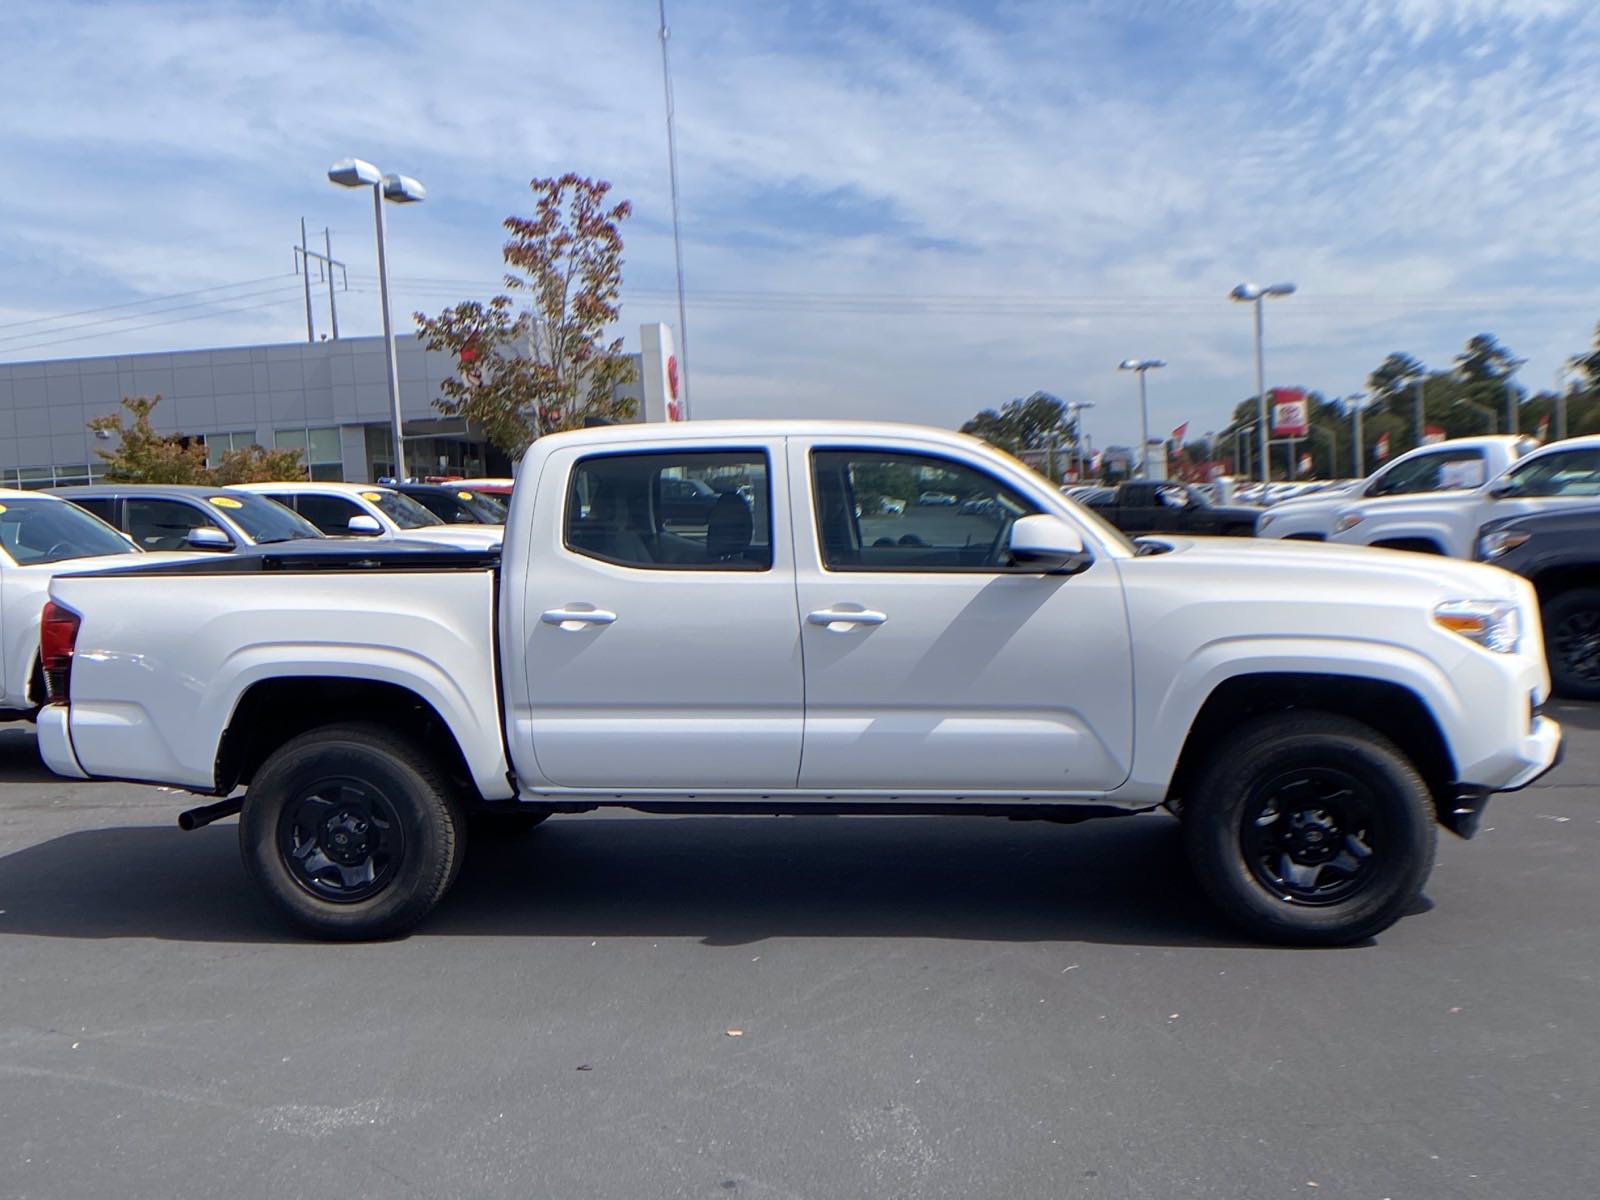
[[206, 493, 322, 543], [365, 489, 445, 529], [0, 497, 135, 566]]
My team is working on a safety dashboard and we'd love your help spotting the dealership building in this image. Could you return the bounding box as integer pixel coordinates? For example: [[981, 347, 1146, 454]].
[[0, 330, 662, 488]]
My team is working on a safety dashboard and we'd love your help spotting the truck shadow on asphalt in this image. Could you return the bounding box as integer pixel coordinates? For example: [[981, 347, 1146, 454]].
[[0, 813, 1313, 949], [0, 725, 64, 784]]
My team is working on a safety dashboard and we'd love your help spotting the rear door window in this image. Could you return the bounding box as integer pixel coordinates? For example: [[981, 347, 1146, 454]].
[[565, 450, 771, 570], [295, 493, 368, 534], [125, 498, 228, 551]]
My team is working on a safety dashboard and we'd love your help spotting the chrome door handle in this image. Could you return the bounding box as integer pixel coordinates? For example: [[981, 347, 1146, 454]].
[[806, 608, 888, 628], [541, 608, 618, 627]]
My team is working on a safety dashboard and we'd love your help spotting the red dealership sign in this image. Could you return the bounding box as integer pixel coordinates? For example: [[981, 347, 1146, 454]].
[[1269, 388, 1309, 437]]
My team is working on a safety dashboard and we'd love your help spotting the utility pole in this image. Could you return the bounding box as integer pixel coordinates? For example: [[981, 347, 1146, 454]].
[[293, 221, 349, 342], [297, 218, 315, 342], [324, 228, 341, 338], [1413, 374, 1425, 446], [1504, 377, 1518, 435]]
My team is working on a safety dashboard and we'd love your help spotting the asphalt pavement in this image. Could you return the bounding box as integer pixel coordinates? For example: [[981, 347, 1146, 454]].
[[1, 705, 1596, 1199]]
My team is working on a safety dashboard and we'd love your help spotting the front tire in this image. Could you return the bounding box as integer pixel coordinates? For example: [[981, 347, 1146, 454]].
[[1543, 588, 1600, 700], [1183, 712, 1436, 946], [240, 724, 462, 941]]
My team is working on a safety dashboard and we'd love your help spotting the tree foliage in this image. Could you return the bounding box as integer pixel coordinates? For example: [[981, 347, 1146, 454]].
[[960, 391, 1077, 455], [88, 396, 302, 484], [414, 174, 638, 459]]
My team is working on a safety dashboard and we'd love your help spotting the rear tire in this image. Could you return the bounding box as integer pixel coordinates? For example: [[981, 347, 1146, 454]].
[[240, 724, 462, 941], [1183, 712, 1436, 946], [1543, 588, 1600, 700]]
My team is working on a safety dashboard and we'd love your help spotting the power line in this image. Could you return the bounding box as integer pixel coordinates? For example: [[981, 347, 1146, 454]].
[[0, 292, 307, 359], [0, 273, 297, 334], [0, 281, 305, 349]]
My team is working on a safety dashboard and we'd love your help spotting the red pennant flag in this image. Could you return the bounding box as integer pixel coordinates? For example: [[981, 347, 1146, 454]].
[[1538, 414, 1551, 443], [1376, 433, 1390, 460], [1171, 421, 1188, 443]]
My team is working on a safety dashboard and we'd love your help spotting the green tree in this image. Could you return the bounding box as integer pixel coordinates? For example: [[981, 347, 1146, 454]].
[[1366, 353, 1425, 404], [415, 174, 637, 459], [88, 396, 303, 484], [960, 391, 1075, 455], [210, 443, 308, 484]]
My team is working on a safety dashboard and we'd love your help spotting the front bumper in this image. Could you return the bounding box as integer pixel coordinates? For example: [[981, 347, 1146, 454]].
[[35, 704, 87, 779], [1445, 716, 1564, 838], [1472, 714, 1565, 793]]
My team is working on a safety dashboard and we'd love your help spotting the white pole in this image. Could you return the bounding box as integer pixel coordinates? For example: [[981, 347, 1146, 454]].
[[373, 183, 407, 481]]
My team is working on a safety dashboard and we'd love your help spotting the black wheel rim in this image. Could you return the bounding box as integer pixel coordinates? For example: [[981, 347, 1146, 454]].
[[1551, 608, 1600, 685], [277, 777, 405, 904], [1240, 767, 1382, 907]]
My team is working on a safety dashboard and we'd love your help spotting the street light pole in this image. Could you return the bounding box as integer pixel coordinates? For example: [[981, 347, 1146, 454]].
[[329, 158, 426, 482], [1229, 281, 1296, 484], [1348, 392, 1366, 479], [1118, 359, 1165, 478]]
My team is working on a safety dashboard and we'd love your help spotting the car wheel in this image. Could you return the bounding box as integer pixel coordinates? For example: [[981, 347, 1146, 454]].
[[1183, 711, 1436, 946], [1543, 588, 1600, 700], [240, 723, 462, 941]]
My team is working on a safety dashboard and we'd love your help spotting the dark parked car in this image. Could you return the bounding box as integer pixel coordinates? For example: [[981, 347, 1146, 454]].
[[1476, 505, 1600, 699], [52, 484, 324, 552], [1084, 481, 1259, 537], [392, 483, 508, 525]]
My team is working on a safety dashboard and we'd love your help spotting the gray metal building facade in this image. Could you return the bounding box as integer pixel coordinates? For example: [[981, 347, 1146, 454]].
[[0, 334, 645, 486]]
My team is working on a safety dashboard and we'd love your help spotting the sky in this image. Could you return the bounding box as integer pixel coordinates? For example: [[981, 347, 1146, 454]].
[[2, 0, 1598, 449]]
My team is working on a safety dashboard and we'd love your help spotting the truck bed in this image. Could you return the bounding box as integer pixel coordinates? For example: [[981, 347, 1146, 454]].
[[42, 542, 508, 799]]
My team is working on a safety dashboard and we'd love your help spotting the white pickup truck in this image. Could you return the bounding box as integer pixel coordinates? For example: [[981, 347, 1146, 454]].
[[1255, 435, 1534, 543], [36, 421, 1562, 946], [1328, 434, 1600, 557]]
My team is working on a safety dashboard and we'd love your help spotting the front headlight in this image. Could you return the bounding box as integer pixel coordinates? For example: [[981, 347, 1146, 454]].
[[1477, 530, 1531, 560], [1434, 600, 1522, 654], [1335, 513, 1363, 532], [1258, 513, 1274, 529]]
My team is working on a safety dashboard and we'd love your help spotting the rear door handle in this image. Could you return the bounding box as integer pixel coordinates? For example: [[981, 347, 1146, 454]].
[[541, 608, 618, 628], [806, 608, 888, 628]]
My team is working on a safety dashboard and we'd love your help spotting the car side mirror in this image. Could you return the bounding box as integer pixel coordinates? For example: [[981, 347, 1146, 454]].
[[1488, 480, 1514, 499], [1009, 515, 1092, 574], [347, 515, 383, 535], [185, 526, 234, 551]]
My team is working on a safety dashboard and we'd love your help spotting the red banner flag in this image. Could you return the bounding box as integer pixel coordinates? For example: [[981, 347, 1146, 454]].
[[1171, 421, 1188, 443], [1375, 433, 1390, 460], [1537, 414, 1551, 443]]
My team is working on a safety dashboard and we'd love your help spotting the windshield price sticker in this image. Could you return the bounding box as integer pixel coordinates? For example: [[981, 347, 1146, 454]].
[[208, 496, 244, 509]]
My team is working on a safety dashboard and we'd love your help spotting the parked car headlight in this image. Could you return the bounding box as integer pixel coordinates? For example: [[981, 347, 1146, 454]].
[[1434, 600, 1522, 654], [1334, 513, 1363, 532], [1477, 529, 1531, 560], [1258, 513, 1274, 529]]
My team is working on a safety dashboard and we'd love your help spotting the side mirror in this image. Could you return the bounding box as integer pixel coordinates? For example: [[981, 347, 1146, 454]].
[[1009, 514, 1093, 574], [185, 526, 234, 552], [1488, 480, 1515, 499], [347, 515, 384, 536]]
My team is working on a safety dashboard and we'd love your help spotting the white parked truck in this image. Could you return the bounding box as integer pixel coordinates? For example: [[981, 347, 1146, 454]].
[[1255, 435, 1535, 543], [1327, 435, 1600, 558], [37, 422, 1562, 945]]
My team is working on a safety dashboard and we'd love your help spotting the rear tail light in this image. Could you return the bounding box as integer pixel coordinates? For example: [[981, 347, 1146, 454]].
[[40, 601, 81, 705]]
